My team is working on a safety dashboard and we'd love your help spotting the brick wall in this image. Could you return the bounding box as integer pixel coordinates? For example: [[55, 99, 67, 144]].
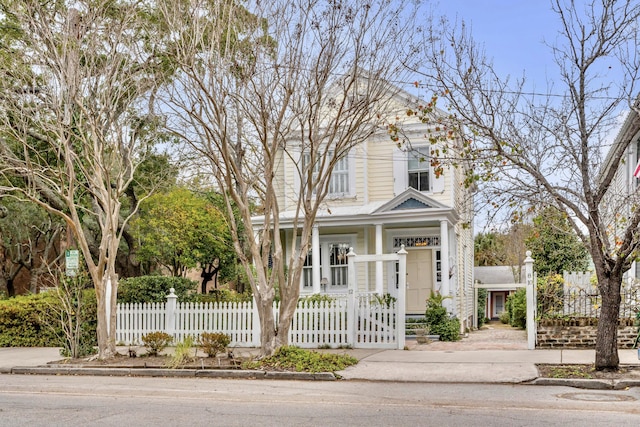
[[537, 318, 638, 349]]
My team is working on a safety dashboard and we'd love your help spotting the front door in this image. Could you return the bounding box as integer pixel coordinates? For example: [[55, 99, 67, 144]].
[[493, 293, 505, 317], [406, 249, 432, 314]]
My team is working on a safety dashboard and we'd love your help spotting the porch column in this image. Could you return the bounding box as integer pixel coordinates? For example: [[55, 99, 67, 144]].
[[440, 219, 450, 311], [312, 224, 321, 294], [375, 223, 383, 295]]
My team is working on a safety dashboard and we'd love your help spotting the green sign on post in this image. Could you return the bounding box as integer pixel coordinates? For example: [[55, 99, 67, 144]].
[[65, 249, 79, 277]]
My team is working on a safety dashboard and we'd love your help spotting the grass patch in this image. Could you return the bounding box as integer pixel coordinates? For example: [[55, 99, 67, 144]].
[[548, 365, 594, 379], [245, 346, 358, 373]]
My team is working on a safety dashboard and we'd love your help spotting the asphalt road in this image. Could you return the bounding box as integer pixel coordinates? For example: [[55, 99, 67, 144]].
[[2, 375, 640, 426]]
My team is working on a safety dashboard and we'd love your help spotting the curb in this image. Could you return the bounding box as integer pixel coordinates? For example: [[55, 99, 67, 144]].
[[4, 366, 639, 388], [529, 377, 640, 390], [6, 366, 337, 381]]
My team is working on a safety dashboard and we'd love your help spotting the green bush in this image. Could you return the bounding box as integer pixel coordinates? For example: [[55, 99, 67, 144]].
[[245, 345, 358, 373], [537, 274, 564, 317], [499, 310, 510, 324], [506, 288, 527, 329], [477, 288, 487, 327], [424, 292, 460, 341], [166, 335, 195, 368], [199, 332, 231, 357], [141, 331, 173, 356], [0, 290, 97, 349], [117, 276, 198, 303], [194, 288, 253, 304], [299, 293, 335, 304]]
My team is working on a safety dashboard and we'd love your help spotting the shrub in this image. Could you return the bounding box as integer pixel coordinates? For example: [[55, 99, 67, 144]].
[[499, 310, 510, 324], [372, 293, 396, 308], [299, 293, 335, 304], [0, 290, 97, 349], [199, 332, 231, 357], [117, 276, 198, 303], [477, 288, 488, 327], [245, 345, 358, 373], [142, 331, 173, 356], [537, 274, 564, 317], [194, 288, 253, 304], [166, 335, 195, 368], [424, 291, 460, 341], [506, 288, 527, 329]]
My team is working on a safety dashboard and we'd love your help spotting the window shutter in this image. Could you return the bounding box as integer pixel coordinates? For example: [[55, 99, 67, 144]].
[[393, 147, 407, 196], [431, 166, 445, 193]]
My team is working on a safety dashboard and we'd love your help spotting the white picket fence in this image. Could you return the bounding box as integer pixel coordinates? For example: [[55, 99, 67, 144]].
[[116, 291, 398, 349]]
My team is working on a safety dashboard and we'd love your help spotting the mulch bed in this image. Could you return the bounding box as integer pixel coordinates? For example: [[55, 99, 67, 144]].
[[49, 352, 246, 369]]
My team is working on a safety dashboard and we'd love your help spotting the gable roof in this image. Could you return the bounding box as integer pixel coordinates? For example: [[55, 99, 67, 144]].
[[474, 266, 522, 285], [372, 187, 448, 214]]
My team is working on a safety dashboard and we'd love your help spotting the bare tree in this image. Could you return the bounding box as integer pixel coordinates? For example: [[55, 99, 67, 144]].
[[416, 0, 640, 369], [157, 0, 420, 356], [0, 2, 171, 358]]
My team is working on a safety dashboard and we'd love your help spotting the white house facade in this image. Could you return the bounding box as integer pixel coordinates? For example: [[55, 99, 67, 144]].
[[253, 89, 475, 330]]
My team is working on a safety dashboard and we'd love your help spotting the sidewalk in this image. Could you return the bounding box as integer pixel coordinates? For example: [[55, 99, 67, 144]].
[[1, 346, 639, 389], [338, 347, 640, 386]]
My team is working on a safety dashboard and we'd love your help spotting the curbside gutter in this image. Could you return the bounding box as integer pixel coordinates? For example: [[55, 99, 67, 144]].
[[528, 377, 640, 390]]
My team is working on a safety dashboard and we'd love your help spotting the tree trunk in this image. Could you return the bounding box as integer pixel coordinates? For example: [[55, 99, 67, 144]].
[[595, 274, 622, 370], [256, 297, 277, 357]]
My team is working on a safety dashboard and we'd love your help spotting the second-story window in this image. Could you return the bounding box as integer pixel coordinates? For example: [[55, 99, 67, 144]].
[[329, 155, 349, 194], [408, 147, 430, 192], [302, 150, 351, 196]]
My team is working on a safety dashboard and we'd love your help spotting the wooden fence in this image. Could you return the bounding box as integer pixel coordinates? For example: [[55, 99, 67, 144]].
[[116, 291, 398, 349]]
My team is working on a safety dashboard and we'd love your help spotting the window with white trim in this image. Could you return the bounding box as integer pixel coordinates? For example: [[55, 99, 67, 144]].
[[299, 236, 354, 291], [302, 248, 320, 288], [408, 147, 430, 191], [302, 150, 351, 196]]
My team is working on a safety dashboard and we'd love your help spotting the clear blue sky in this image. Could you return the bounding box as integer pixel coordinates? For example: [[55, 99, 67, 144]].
[[433, 1, 560, 91]]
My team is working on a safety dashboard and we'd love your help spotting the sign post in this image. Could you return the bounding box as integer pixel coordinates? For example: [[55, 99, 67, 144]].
[[65, 249, 79, 277]]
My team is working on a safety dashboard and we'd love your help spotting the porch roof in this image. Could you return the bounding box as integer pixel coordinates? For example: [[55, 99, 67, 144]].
[[252, 188, 459, 229]]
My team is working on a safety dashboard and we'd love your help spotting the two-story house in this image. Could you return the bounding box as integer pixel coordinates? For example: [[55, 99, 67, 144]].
[[603, 104, 640, 281], [253, 86, 475, 331]]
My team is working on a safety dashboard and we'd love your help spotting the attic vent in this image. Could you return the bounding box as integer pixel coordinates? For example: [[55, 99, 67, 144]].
[[393, 198, 431, 210]]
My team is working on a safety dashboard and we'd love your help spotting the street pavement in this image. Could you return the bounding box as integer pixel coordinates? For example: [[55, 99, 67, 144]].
[[1, 323, 639, 389]]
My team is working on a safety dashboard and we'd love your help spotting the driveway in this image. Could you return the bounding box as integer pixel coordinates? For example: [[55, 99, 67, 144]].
[[410, 321, 527, 351]]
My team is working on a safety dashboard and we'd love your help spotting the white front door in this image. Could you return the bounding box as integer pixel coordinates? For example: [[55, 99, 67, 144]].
[[406, 249, 432, 314]]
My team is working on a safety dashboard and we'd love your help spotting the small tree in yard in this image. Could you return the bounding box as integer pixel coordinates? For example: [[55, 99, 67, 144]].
[[130, 187, 232, 279], [415, 0, 640, 369], [157, 0, 422, 357]]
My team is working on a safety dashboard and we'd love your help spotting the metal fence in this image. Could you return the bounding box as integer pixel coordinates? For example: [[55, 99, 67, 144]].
[[538, 286, 640, 318]]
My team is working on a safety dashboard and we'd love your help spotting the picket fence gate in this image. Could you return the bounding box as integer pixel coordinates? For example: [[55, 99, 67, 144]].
[[116, 290, 399, 349]]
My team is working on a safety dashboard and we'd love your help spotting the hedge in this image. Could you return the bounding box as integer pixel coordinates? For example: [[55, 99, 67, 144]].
[[0, 290, 97, 348]]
